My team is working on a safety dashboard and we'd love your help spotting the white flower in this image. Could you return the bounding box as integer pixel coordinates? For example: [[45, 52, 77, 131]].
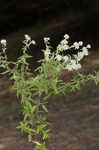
[[24, 34, 31, 41], [62, 45, 69, 50], [31, 40, 36, 45], [65, 59, 81, 71], [64, 34, 69, 40], [71, 59, 76, 65], [63, 56, 69, 62], [55, 54, 62, 61], [0, 39, 7, 46], [57, 36, 70, 52], [57, 45, 62, 51], [66, 64, 73, 71], [65, 60, 76, 71], [74, 63, 81, 70], [73, 42, 79, 49], [77, 52, 84, 61], [71, 60, 79, 69], [87, 44, 91, 49], [82, 47, 88, 56], [60, 39, 68, 45], [77, 63, 81, 69], [79, 41, 83, 46], [44, 37, 50, 43]]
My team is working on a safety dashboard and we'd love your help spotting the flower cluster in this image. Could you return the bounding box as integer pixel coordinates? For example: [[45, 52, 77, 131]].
[[66, 60, 81, 71], [57, 34, 70, 52], [24, 34, 36, 45], [43, 34, 91, 71], [43, 37, 51, 61], [0, 39, 7, 66], [0, 34, 91, 72]]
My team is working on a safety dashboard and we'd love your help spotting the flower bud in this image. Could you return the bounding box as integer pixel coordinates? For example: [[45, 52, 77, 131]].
[[24, 34, 31, 41], [0, 39, 7, 46], [87, 44, 91, 49]]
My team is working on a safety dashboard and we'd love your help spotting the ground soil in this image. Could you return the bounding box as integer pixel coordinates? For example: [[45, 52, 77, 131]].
[[0, 50, 99, 150]]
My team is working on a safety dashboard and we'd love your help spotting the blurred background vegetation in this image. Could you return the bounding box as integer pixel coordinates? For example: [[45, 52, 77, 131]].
[[0, 0, 98, 36], [0, 0, 16, 36]]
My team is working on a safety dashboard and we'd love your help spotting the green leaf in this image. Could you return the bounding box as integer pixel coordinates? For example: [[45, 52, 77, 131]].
[[28, 134, 32, 142], [42, 105, 48, 112], [1, 70, 9, 74], [31, 105, 37, 113], [33, 141, 41, 146]]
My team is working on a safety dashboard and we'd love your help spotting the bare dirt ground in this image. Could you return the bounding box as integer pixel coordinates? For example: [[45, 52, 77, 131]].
[[0, 50, 99, 150]]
